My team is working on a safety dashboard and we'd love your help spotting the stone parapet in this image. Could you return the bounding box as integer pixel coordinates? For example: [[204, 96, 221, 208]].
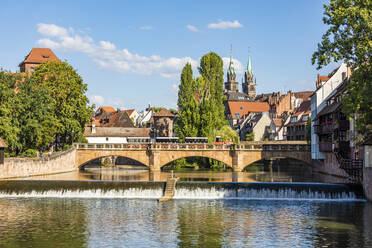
[[0, 148, 76, 179]]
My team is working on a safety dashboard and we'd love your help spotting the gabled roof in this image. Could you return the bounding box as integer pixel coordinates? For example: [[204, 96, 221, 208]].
[[293, 91, 313, 101], [0, 138, 7, 148], [124, 109, 135, 116], [227, 101, 270, 119], [98, 106, 116, 113], [292, 100, 311, 117], [152, 108, 175, 117], [19, 48, 60, 66]]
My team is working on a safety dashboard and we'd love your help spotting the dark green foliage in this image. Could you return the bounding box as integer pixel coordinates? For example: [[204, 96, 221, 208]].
[[312, 0, 372, 141], [0, 61, 93, 155], [31, 61, 93, 148]]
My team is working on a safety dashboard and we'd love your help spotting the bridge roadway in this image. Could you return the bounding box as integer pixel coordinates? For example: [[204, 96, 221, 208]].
[[74, 141, 311, 172]]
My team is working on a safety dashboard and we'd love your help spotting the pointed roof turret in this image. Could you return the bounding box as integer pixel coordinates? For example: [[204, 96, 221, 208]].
[[227, 45, 235, 76], [246, 54, 253, 75]]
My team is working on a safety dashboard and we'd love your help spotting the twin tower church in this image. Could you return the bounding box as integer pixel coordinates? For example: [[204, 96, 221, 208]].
[[224, 52, 256, 99]]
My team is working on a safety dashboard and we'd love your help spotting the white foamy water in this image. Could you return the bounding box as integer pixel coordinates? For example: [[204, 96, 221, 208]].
[[0, 186, 363, 201]]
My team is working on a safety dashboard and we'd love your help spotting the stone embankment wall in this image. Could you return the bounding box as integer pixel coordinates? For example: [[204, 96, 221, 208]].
[[312, 153, 349, 178], [0, 148, 76, 179], [364, 145, 372, 201]]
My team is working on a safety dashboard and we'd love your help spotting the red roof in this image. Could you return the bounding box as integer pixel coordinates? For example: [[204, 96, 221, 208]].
[[124, 109, 135, 116], [19, 48, 60, 66], [99, 106, 116, 113], [227, 101, 270, 119], [152, 108, 175, 117]]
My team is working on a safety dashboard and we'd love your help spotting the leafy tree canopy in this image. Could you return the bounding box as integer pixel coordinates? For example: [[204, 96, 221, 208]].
[[312, 0, 372, 140]]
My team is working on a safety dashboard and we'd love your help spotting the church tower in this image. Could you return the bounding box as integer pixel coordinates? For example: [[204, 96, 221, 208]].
[[242, 55, 256, 98], [224, 47, 239, 92]]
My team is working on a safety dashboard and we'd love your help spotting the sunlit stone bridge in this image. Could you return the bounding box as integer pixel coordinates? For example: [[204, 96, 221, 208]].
[[74, 141, 311, 172]]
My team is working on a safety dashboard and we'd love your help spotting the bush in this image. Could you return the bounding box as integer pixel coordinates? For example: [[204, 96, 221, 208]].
[[21, 149, 37, 158]]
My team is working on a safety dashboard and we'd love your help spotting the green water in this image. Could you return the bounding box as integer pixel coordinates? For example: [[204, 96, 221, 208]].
[[0, 198, 371, 247]]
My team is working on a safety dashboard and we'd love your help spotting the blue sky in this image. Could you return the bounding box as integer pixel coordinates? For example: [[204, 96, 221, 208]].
[[0, 0, 334, 111]]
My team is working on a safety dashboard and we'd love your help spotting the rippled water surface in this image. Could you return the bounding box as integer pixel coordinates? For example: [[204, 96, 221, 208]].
[[0, 198, 371, 248]]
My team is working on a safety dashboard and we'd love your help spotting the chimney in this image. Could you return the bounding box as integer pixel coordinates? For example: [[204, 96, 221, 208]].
[[91, 118, 96, 134]]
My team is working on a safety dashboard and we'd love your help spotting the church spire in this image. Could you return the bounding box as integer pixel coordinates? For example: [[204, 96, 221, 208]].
[[246, 49, 253, 75], [228, 44, 235, 76]]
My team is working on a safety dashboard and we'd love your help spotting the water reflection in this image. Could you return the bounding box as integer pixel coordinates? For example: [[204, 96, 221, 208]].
[[0, 198, 371, 247], [17, 161, 349, 184]]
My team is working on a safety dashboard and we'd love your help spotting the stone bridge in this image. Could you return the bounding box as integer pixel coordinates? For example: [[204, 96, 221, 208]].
[[74, 141, 311, 172]]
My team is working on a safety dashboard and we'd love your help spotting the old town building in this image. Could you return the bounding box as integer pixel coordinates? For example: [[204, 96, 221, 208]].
[[284, 100, 311, 141], [151, 108, 175, 137], [19, 48, 60, 74]]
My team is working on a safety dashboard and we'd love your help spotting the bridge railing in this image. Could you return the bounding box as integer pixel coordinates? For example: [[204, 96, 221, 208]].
[[74, 142, 310, 151]]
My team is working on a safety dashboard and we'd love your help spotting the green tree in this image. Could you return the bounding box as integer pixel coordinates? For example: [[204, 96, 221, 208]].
[[17, 78, 58, 152], [30, 61, 93, 148], [198, 52, 227, 141], [0, 71, 22, 154], [175, 63, 200, 141], [312, 0, 372, 140]]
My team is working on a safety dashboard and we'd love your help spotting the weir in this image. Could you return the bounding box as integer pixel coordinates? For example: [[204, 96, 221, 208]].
[[0, 181, 365, 201]]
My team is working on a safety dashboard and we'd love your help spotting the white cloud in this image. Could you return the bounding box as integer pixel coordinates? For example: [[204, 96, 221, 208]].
[[186, 24, 199, 32], [37, 23, 198, 78], [139, 26, 152, 30], [89, 95, 105, 105], [207, 20, 243, 30], [37, 23, 68, 37]]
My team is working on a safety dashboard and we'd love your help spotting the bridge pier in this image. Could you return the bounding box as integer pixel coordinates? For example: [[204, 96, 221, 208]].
[[148, 150, 161, 172]]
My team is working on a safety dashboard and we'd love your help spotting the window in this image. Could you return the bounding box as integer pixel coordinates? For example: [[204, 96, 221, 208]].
[[30, 67, 35, 72], [106, 137, 109, 141], [240, 106, 243, 110], [302, 115, 308, 122], [290, 116, 297, 123], [234, 113, 240, 118]]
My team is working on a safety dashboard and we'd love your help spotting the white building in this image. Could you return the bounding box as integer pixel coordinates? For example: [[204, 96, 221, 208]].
[[136, 108, 153, 127], [84, 126, 151, 144], [310, 63, 350, 160]]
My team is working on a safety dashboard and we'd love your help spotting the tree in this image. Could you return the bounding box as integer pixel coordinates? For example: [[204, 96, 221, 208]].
[[312, 0, 372, 140], [198, 52, 227, 141], [30, 61, 93, 148], [0, 71, 22, 154], [175, 63, 200, 141]]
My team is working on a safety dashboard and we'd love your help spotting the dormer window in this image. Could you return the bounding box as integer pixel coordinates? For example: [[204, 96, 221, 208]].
[[240, 106, 243, 110], [42, 55, 49, 58], [234, 113, 240, 118]]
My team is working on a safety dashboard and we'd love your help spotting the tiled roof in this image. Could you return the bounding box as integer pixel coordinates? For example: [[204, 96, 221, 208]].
[[292, 100, 311, 117], [125, 109, 135, 116], [152, 108, 175, 117], [84, 127, 151, 137], [227, 101, 270, 119], [293, 91, 313, 101], [19, 48, 60, 66], [224, 91, 251, 101], [99, 106, 116, 113], [0, 138, 7, 148]]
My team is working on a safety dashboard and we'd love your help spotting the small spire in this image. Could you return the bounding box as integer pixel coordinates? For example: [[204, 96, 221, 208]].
[[228, 44, 235, 75], [246, 48, 253, 75]]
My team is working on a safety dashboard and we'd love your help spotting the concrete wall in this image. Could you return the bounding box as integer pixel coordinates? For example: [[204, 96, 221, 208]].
[[0, 149, 76, 179]]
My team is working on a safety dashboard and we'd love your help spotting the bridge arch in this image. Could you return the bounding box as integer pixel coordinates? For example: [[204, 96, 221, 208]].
[[157, 150, 233, 169], [75, 150, 150, 169]]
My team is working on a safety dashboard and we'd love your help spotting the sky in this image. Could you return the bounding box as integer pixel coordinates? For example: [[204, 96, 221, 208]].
[[0, 0, 336, 111]]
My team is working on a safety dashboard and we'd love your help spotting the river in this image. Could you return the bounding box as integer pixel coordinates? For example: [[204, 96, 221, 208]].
[[0, 161, 371, 247]]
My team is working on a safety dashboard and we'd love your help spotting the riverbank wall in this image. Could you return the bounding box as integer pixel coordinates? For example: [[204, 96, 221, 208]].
[[364, 144, 372, 201], [0, 148, 76, 179], [311, 155, 349, 178]]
